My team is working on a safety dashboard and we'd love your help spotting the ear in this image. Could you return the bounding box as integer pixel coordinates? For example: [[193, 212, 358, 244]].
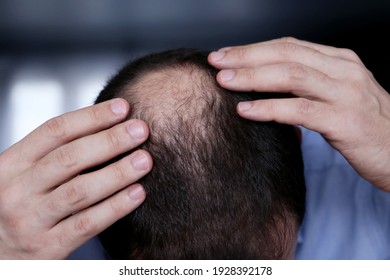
[[294, 126, 302, 144]]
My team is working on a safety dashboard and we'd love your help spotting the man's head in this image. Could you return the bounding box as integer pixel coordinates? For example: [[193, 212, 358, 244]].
[[95, 48, 306, 259]]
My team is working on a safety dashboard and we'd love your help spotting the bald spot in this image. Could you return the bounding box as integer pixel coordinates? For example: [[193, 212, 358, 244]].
[[122, 65, 224, 140]]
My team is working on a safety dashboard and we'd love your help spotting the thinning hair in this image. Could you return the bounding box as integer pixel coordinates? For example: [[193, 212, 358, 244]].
[[95, 48, 306, 259]]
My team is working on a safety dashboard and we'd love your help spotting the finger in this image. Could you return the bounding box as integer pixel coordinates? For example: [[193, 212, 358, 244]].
[[42, 150, 152, 225], [220, 37, 362, 62], [236, 97, 336, 136], [274, 37, 363, 63], [209, 37, 363, 72], [29, 119, 149, 192], [52, 183, 146, 254], [218, 37, 336, 52], [4, 98, 130, 172], [216, 63, 336, 101]]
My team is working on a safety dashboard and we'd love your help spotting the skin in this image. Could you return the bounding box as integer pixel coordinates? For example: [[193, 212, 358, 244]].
[[208, 37, 390, 192], [2, 37, 389, 259], [0, 98, 153, 259]]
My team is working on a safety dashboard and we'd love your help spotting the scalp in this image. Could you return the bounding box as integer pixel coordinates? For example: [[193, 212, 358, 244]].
[[122, 64, 224, 143]]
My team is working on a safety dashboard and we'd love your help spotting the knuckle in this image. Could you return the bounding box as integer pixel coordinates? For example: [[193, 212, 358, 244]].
[[112, 161, 129, 182], [73, 215, 97, 237], [349, 63, 368, 82], [58, 231, 72, 249], [365, 93, 381, 110], [339, 48, 362, 63], [64, 182, 87, 206], [341, 64, 370, 97], [44, 197, 59, 214], [55, 145, 78, 170], [243, 68, 257, 84], [234, 47, 248, 60], [286, 63, 307, 81], [109, 198, 125, 217], [106, 129, 124, 151], [57, 231, 78, 253], [88, 105, 105, 123], [296, 98, 312, 115], [279, 36, 299, 44], [279, 42, 299, 58], [44, 116, 66, 140], [264, 99, 276, 114]]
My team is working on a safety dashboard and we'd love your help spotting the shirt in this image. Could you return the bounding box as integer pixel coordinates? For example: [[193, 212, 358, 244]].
[[295, 128, 390, 259]]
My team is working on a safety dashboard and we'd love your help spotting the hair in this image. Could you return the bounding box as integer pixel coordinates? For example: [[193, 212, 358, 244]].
[[95, 48, 306, 259]]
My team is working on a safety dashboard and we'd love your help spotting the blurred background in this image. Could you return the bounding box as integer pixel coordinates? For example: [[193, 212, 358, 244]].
[[1, 0, 389, 152]]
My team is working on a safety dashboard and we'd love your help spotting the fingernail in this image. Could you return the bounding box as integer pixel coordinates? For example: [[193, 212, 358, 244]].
[[131, 152, 149, 170], [238, 101, 253, 112], [129, 185, 145, 200], [219, 70, 235, 82], [127, 122, 146, 139], [210, 51, 226, 62], [111, 99, 127, 117]]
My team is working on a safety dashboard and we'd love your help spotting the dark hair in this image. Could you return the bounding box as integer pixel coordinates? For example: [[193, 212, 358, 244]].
[[95, 48, 306, 259]]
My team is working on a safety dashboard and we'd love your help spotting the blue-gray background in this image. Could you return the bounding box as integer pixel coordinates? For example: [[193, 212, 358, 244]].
[[1, 0, 389, 151]]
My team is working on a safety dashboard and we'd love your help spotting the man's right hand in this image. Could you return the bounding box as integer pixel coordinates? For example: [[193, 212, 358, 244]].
[[0, 98, 152, 259]]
